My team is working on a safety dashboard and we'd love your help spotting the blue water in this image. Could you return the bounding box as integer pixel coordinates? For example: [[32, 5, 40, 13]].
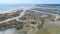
[[0, 4, 60, 12], [0, 4, 35, 12], [35, 4, 60, 8]]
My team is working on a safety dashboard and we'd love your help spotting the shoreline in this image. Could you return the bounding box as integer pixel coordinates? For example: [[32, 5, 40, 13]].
[[0, 6, 29, 14], [0, 7, 27, 14], [0, 8, 19, 14]]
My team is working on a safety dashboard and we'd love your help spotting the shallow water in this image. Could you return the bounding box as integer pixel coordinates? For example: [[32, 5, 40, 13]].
[[0, 4, 34, 12], [0, 28, 26, 34]]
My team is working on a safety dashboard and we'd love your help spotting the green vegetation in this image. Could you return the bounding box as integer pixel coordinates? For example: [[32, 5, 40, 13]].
[[47, 14, 56, 21], [36, 26, 60, 34], [31, 21, 36, 24], [16, 26, 23, 30], [36, 28, 49, 34], [21, 17, 26, 20]]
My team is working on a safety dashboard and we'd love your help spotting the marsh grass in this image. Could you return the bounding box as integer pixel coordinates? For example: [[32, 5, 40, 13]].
[[36, 25, 60, 34]]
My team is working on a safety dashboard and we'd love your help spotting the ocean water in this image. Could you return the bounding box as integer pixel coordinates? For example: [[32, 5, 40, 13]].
[[0, 4, 60, 12], [35, 4, 60, 8], [0, 4, 35, 12]]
